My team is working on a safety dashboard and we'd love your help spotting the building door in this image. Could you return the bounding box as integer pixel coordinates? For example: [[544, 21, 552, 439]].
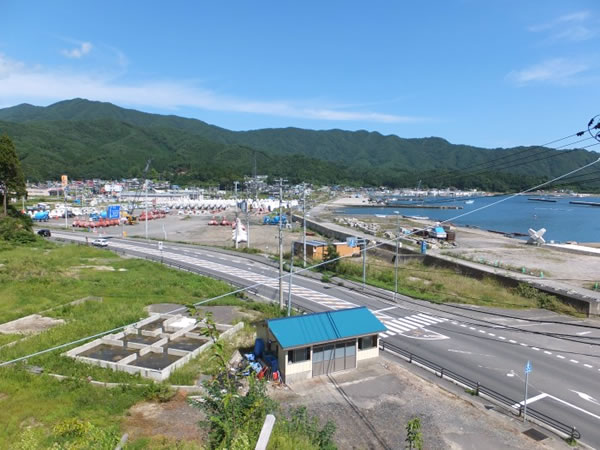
[[313, 341, 356, 376], [345, 340, 356, 369], [312, 346, 323, 376]]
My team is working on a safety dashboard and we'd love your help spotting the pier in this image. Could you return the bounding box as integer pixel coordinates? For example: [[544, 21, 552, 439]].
[[569, 201, 600, 207]]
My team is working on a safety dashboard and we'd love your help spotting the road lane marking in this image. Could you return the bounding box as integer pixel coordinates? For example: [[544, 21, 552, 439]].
[[532, 347, 540, 351], [373, 306, 398, 313], [544, 351, 552, 355], [546, 394, 600, 421], [570, 359, 579, 364], [448, 349, 472, 354], [577, 331, 592, 336], [512, 393, 548, 408], [556, 355, 565, 359], [509, 340, 517, 343], [584, 364, 593, 368], [570, 390, 600, 406], [498, 336, 506, 340]]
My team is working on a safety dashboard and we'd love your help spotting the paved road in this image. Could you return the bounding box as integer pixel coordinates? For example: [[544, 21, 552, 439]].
[[51, 231, 600, 447]]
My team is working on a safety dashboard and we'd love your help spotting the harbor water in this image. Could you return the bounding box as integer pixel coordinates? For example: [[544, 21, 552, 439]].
[[338, 195, 600, 243]]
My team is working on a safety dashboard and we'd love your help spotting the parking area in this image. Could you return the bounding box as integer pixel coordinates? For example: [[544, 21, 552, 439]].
[[270, 357, 566, 449]]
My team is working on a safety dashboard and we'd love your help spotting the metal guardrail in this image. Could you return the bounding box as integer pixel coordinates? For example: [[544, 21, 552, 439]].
[[380, 341, 580, 441], [65, 238, 581, 441]]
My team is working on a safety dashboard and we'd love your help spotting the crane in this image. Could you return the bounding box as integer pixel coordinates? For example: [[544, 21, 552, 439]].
[[125, 159, 152, 223]]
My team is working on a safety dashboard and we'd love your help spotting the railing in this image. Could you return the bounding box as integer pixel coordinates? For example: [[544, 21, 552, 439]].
[[63, 237, 581, 442], [380, 341, 580, 441]]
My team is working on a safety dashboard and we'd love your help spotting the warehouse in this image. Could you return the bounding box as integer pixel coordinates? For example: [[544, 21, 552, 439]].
[[256, 307, 386, 383], [293, 239, 360, 260]]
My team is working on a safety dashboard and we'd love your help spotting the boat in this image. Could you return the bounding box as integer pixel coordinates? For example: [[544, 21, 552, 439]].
[[465, 200, 474, 205]]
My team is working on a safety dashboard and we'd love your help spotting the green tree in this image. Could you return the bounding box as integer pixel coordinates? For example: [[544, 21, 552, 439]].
[[322, 243, 340, 272], [405, 417, 423, 450], [0, 135, 26, 217]]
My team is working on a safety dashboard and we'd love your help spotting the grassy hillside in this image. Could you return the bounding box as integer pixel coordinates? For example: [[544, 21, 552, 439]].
[[1, 99, 598, 190]]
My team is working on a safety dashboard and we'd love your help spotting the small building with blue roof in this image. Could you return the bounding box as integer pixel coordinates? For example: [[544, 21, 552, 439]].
[[257, 306, 386, 383]]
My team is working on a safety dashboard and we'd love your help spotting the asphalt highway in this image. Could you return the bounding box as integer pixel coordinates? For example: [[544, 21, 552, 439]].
[[51, 231, 600, 447]]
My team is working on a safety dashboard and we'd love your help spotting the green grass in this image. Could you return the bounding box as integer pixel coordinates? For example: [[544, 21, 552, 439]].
[[1, 366, 148, 449], [330, 259, 581, 316], [0, 241, 253, 448]]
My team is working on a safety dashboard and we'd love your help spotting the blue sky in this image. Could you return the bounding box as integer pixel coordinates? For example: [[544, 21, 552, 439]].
[[1, 1, 598, 148]]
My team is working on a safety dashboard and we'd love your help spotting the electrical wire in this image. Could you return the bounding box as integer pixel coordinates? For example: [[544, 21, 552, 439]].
[[2, 128, 600, 367]]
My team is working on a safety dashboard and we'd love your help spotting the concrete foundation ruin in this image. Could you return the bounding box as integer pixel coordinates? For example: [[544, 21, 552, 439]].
[[65, 314, 243, 381]]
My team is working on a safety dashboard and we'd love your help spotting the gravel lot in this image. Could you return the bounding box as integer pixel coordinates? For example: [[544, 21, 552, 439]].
[[271, 356, 567, 450]]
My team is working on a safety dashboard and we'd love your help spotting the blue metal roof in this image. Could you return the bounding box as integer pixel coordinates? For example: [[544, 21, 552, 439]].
[[267, 307, 386, 349]]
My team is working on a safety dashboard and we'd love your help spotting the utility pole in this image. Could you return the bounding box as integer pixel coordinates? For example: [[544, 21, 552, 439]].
[[362, 240, 367, 290], [144, 180, 148, 240], [302, 183, 307, 268], [277, 178, 285, 309], [234, 181, 239, 249], [287, 241, 294, 316], [394, 211, 400, 301]]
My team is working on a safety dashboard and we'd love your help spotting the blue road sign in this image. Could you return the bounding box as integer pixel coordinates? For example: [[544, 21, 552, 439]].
[[107, 205, 121, 220], [525, 360, 532, 374], [346, 237, 357, 248]]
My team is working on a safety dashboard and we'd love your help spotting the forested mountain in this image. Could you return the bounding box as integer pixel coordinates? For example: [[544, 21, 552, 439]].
[[0, 99, 598, 190]]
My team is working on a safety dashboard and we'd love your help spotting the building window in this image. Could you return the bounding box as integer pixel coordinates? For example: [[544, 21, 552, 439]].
[[288, 347, 310, 364], [358, 335, 377, 350]]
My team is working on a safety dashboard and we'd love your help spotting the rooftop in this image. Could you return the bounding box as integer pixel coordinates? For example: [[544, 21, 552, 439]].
[[267, 307, 386, 349]]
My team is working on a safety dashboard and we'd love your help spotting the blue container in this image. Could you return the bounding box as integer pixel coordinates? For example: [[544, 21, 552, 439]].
[[420, 240, 427, 255], [254, 338, 265, 358], [264, 354, 279, 373]]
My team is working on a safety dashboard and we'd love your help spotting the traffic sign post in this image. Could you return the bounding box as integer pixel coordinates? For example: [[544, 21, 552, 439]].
[[523, 360, 532, 422]]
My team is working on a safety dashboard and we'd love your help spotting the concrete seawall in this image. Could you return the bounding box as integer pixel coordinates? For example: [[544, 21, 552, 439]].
[[295, 214, 600, 317]]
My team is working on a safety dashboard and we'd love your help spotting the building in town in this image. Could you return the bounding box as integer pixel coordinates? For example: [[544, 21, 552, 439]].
[[256, 307, 386, 383]]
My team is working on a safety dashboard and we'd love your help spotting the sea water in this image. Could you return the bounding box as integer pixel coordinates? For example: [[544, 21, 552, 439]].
[[338, 195, 600, 243]]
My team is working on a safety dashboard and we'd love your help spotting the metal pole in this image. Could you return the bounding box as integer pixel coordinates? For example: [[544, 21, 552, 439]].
[[234, 181, 239, 249], [394, 213, 400, 301], [144, 181, 148, 240], [303, 184, 307, 268], [362, 240, 366, 291], [278, 180, 284, 309], [246, 206, 250, 249], [64, 189, 68, 229], [287, 241, 294, 316], [523, 370, 529, 422]]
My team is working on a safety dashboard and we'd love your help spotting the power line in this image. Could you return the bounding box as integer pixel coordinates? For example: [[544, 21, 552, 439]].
[[3, 125, 600, 367]]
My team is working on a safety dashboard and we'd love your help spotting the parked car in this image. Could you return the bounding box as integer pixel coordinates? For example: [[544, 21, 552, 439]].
[[37, 229, 51, 237], [92, 238, 108, 247]]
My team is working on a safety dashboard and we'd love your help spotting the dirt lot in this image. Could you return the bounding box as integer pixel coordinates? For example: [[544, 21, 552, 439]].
[[271, 357, 566, 450], [321, 199, 600, 290], [75, 211, 313, 255], [123, 390, 205, 445]]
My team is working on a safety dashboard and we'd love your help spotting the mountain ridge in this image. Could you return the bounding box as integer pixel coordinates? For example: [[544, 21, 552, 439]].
[[0, 99, 597, 190]]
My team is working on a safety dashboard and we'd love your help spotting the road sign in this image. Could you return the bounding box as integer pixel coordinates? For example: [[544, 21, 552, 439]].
[[346, 237, 357, 248], [525, 360, 532, 374], [107, 205, 121, 220], [158, 241, 163, 251]]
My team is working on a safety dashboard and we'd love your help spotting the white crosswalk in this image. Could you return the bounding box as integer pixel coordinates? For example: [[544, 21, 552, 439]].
[[111, 241, 359, 311], [378, 313, 449, 338], [54, 234, 455, 341]]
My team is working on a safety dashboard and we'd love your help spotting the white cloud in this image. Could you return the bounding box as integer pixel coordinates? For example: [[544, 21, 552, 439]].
[[529, 11, 596, 42], [0, 53, 425, 124], [507, 58, 589, 85], [61, 42, 93, 59]]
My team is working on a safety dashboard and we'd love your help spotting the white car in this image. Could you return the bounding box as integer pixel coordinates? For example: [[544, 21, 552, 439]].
[[92, 238, 109, 247]]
